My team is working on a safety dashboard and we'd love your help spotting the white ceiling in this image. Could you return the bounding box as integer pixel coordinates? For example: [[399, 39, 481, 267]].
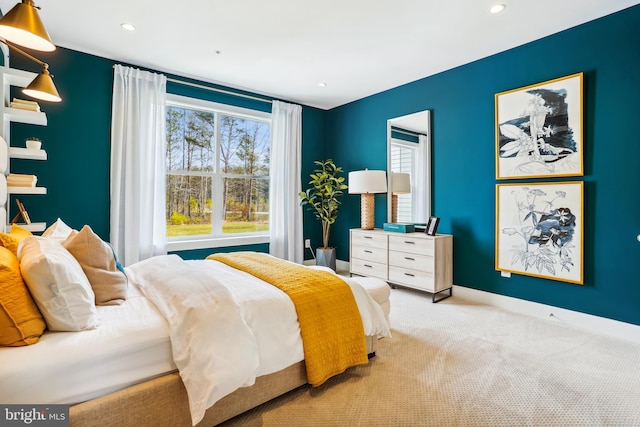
[[390, 111, 430, 134], [1, 0, 638, 110]]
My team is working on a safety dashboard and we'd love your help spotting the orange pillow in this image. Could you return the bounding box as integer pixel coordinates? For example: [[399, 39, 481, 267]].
[[0, 246, 46, 346], [0, 224, 33, 255]]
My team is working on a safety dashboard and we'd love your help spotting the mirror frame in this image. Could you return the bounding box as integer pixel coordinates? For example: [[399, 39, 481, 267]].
[[386, 110, 432, 224]]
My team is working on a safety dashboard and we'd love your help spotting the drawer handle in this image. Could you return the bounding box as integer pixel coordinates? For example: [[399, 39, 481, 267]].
[[364, 236, 373, 239], [364, 250, 373, 253], [364, 264, 373, 268], [404, 257, 415, 261], [404, 241, 415, 244], [404, 272, 415, 277]]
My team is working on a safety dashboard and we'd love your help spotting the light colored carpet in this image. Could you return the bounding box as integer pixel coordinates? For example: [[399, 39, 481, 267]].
[[220, 287, 640, 426]]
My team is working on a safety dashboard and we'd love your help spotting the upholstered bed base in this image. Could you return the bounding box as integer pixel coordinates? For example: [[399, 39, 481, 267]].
[[70, 336, 377, 427]]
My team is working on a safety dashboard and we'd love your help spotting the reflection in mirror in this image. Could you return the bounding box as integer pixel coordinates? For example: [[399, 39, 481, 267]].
[[387, 110, 431, 224]]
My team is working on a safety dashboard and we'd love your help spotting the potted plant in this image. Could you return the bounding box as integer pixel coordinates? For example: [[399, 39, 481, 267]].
[[25, 137, 42, 150], [299, 159, 348, 271]]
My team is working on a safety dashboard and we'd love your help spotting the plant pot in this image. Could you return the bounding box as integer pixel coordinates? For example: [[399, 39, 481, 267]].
[[26, 139, 41, 150], [316, 248, 336, 271]]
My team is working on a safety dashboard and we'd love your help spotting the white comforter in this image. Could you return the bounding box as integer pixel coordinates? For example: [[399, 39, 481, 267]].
[[127, 255, 390, 426]]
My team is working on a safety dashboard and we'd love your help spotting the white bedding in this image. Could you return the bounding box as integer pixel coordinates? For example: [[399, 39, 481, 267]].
[[126, 255, 303, 425], [128, 255, 390, 425], [0, 285, 174, 404], [0, 254, 390, 426]]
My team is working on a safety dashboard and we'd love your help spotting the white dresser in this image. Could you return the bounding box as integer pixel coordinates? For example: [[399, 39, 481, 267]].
[[350, 228, 453, 302]]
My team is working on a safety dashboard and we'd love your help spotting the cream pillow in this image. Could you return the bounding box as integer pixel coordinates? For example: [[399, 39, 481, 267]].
[[0, 223, 33, 255], [62, 225, 127, 306], [19, 237, 100, 332], [0, 246, 46, 346], [42, 218, 75, 241]]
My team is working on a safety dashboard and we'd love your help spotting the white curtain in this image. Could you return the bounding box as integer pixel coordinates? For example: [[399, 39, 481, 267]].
[[414, 134, 431, 222], [110, 65, 167, 266], [269, 100, 303, 263]]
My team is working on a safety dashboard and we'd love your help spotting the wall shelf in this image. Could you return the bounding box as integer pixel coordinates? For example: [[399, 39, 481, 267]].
[[2, 67, 37, 88], [8, 147, 47, 160], [7, 186, 47, 195], [2, 108, 47, 126], [1, 65, 49, 233], [7, 222, 46, 232]]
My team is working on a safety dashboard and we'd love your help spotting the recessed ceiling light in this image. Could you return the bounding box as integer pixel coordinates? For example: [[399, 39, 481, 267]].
[[490, 4, 506, 14], [318, 82, 327, 87], [121, 23, 136, 31]]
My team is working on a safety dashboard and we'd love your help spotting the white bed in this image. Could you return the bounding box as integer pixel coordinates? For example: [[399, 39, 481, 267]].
[[0, 252, 390, 426], [0, 284, 174, 405]]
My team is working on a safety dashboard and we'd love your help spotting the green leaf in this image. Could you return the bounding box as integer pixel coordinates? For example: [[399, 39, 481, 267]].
[[300, 158, 349, 246]]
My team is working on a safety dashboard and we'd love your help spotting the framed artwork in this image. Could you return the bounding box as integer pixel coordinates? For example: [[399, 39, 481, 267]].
[[425, 216, 440, 236], [495, 73, 583, 179], [495, 182, 583, 284]]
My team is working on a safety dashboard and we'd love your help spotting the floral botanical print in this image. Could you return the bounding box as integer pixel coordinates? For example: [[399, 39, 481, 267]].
[[496, 182, 583, 284]]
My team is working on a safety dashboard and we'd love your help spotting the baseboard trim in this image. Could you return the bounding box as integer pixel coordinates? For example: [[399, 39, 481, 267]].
[[453, 285, 640, 345], [303, 259, 349, 272]]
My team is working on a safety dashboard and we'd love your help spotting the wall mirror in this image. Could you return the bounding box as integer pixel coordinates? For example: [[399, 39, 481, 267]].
[[386, 110, 432, 224]]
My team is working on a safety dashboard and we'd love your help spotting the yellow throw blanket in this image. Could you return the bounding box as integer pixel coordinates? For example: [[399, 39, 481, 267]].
[[207, 252, 368, 386]]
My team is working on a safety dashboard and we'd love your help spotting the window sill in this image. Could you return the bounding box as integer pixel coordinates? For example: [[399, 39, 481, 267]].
[[166, 235, 270, 252]]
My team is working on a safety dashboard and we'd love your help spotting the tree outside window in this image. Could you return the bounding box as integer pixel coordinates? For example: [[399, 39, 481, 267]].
[[165, 100, 270, 239]]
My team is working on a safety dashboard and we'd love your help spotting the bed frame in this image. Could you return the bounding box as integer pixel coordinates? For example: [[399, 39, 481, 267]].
[[70, 336, 376, 427]]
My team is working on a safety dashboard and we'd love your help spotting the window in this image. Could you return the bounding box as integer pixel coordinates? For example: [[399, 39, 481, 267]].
[[390, 138, 416, 223], [165, 94, 271, 250]]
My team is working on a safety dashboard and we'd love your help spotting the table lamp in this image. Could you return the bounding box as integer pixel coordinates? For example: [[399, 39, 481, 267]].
[[391, 172, 411, 223], [348, 169, 387, 230]]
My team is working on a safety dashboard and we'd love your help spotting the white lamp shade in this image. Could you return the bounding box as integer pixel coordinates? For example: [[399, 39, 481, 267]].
[[391, 172, 411, 194], [348, 170, 387, 194]]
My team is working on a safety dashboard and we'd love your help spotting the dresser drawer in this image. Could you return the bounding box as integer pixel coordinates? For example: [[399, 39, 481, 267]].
[[388, 235, 434, 256], [388, 250, 434, 273], [350, 257, 387, 280], [351, 230, 388, 249], [351, 244, 387, 264], [389, 266, 434, 291]]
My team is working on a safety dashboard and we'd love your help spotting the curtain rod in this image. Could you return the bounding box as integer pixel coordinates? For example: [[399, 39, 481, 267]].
[[391, 127, 424, 137], [166, 77, 272, 104], [112, 64, 272, 104]]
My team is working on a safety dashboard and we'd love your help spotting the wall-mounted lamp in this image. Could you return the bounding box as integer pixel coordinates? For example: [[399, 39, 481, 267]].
[[0, 0, 55, 51], [0, 1, 61, 102], [348, 169, 387, 230], [390, 172, 411, 223], [2, 40, 60, 102]]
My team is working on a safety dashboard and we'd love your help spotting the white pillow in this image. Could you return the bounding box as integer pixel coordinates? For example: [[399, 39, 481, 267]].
[[18, 236, 100, 332], [42, 218, 75, 241]]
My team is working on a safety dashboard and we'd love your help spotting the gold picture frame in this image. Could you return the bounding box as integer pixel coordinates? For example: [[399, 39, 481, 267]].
[[495, 181, 584, 284], [495, 73, 584, 180]]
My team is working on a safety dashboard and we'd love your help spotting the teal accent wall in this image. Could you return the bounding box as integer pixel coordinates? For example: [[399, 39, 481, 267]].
[[326, 5, 640, 326], [10, 48, 114, 238], [299, 106, 330, 252], [390, 127, 419, 143], [171, 243, 269, 261]]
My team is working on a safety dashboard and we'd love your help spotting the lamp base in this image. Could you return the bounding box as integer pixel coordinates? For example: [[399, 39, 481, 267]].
[[392, 194, 398, 223], [361, 193, 375, 230]]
